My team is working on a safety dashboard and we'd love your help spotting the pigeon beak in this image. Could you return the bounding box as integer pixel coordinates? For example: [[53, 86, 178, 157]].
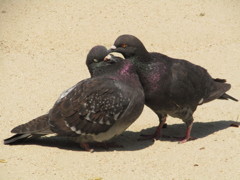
[[108, 45, 117, 52], [111, 45, 116, 50], [104, 54, 112, 62]]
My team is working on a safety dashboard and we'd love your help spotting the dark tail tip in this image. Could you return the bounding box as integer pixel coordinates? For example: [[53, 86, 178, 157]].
[[214, 78, 227, 83], [4, 134, 31, 145], [220, 93, 238, 102]]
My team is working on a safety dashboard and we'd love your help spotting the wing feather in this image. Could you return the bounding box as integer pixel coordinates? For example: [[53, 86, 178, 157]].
[[49, 77, 129, 136]]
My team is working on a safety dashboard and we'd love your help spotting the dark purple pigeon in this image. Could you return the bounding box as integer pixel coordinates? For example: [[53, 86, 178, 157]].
[[110, 34, 238, 143], [4, 46, 144, 151]]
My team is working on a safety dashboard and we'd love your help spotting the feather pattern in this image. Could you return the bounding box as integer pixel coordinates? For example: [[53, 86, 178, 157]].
[[49, 78, 130, 136], [4, 45, 144, 148]]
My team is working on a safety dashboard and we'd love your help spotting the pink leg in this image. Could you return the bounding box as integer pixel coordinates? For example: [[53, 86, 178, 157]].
[[139, 116, 167, 140], [179, 123, 196, 143], [80, 143, 94, 152]]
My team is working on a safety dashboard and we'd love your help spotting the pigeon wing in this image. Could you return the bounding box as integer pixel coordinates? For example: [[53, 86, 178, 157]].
[[49, 77, 130, 136]]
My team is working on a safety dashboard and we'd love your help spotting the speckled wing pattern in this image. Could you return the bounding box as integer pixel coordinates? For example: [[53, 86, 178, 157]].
[[49, 77, 130, 136]]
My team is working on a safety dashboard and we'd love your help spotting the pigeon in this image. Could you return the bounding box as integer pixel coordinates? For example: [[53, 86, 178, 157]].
[[4, 45, 145, 151], [110, 34, 238, 143]]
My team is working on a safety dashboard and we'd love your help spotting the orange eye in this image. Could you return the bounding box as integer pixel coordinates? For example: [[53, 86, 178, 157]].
[[121, 44, 127, 48]]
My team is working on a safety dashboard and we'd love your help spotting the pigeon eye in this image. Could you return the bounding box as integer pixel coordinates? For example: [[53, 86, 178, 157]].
[[121, 44, 128, 48], [93, 59, 98, 63]]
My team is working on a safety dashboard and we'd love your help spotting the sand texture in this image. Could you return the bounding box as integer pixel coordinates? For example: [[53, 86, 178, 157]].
[[1, 0, 240, 179]]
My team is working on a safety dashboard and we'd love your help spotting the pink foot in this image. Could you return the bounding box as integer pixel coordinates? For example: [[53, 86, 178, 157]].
[[80, 143, 94, 152], [139, 119, 167, 141], [178, 122, 196, 143], [178, 136, 197, 144]]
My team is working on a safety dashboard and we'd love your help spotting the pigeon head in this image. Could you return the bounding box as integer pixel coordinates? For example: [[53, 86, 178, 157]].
[[86, 45, 125, 77], [86, 45, 109, 67], [86, 45, 112, 76], [110, 34, 149, 59]]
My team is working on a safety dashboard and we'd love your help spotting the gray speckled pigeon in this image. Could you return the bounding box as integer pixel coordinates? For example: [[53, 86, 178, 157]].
[[4, 45, 144, 151], [110, 34, 238, 143]]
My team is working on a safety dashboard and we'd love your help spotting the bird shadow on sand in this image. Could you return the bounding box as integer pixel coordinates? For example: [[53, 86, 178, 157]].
[[4, 131, 154, 152], [5, 120, 237, 152], [140, 120, 237, 142]]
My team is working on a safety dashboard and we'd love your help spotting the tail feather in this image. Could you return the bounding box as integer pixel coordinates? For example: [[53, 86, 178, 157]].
[[219, 93, 238, 102], [4, 134, 31, 144], [11, 114, 52, 134], [203, 82, 231, 103], [213, 78, 227, 83], [4, 114, 53, 145], [206, 79, 238, 103]]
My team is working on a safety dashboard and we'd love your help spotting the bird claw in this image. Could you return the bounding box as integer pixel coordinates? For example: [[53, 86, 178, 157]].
[[178, 136, 197, 144], [138, 122, 168, 141], [80, 143, 94, 152]]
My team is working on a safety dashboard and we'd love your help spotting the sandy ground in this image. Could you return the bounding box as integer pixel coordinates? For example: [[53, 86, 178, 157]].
[[1, 0, 240, 179]]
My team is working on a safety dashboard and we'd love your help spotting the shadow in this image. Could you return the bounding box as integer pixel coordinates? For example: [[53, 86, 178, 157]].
[[4, 120, 237, 151], [140, 120, 237, 142], [5, 130, 154, 152]]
